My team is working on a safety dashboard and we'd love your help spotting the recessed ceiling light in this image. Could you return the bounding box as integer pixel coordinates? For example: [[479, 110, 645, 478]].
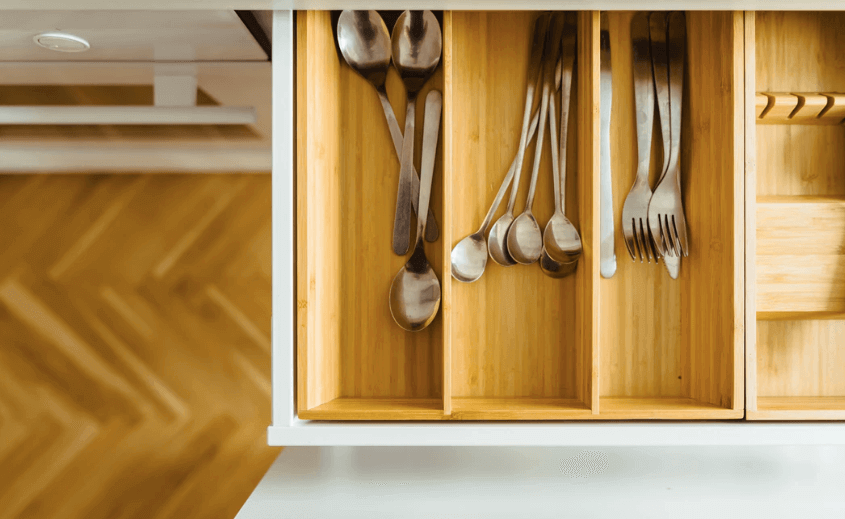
[[33, 32, 90, 53]]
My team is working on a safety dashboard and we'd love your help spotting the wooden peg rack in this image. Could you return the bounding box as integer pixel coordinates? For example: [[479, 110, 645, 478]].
[[756, 92, 845, 124]]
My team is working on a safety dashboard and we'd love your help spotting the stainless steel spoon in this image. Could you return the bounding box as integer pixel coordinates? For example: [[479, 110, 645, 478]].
[[507, 13, 565, 265], [488, 13, 551, 267], [389, 90, 442, 331], [543, 13, 582, 264], [450, 109, 543, 283], [390, 10, 442, 256], [337, 10, 439, 243]]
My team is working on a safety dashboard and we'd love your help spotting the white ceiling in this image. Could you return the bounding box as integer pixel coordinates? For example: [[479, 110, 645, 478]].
[[0, 11, 268, 61]]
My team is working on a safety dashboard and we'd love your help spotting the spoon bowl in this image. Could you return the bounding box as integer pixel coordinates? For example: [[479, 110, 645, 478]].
[[337, 10, 391, 88], [543, 214, 582, 263], [488, 214, 517, 266], [451, 233, 488, 283], [507, 212, 543, 264], [391, 11, 442, 93], [539, 250, 579, 278], [390, 247, 441, 331]]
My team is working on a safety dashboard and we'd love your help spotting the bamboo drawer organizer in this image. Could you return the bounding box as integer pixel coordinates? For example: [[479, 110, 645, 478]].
[[747, 11, 845, 420], [296, 10, 842, 422]]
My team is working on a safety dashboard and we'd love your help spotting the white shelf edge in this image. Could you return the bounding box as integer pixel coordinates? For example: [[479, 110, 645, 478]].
[[268, 422, 845, 446]]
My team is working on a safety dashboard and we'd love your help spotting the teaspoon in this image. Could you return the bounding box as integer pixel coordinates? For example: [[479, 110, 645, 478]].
[[488, 13, 551, 267], [451, 109, 543, 283], [507, 13, 565, 265], [337, 10, 439, 243], [389, 90, 442, 331], [543, 14, 582, 264], [390, 10, 442, 256]]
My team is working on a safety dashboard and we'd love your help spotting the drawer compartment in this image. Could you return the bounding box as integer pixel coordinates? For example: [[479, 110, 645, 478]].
[[295, 10, 744, 420], [748, 11, 845, 420]]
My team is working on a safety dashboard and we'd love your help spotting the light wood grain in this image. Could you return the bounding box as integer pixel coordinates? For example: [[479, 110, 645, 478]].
[[0, 174, 278, 518], [450, 398, 591, 420], [442, 11, 454, 416], [598, 12, 743, 415], [756, 91, 845, 124], [579, 10, 601, 415], [600, 397, 743, 419], [756, 197, 845, 315], [448, 11, 588, 414], [750, 11, 845, 419], [296, 11, 445, 415], [298, 398, 446, 421], [745, 11, 758, 412]]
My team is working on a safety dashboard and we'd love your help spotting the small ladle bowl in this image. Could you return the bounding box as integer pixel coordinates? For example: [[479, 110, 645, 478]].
[[507, 214, 543, 264]]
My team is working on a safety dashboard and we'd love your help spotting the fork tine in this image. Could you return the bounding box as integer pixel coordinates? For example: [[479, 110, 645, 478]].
[[648, 215, 664, 257], [673, 214, 690, 257], [667, 214, 680, 257], [646, 222, 661, 260], [623, 218, 638, 261], [635, 218, 649, 263], [657, 214, 675, 256]]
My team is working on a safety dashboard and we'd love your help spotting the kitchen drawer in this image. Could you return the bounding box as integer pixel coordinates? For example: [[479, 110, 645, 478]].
[[747, 11, 845, 420], [292, 9, 743, 422]]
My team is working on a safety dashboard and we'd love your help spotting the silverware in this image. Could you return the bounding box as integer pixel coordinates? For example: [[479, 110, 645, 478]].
[[648, 11, 689, 258], [488, 13, 551, 267], [621, 12, 658, 263], [599, 13, 616, 279], [507, 13, 565, 265], [389, 90, 442, 331], [647, 12, 680, 279], [390, 10, 442, 256], [336, 10, 439, 243], [542, 12, 582, 266], [450, 109, 543, 283]]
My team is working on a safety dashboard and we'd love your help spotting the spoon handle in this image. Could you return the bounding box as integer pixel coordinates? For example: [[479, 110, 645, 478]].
[[477, 109, 542, 235], [524, 14, 565, 212], [559, 13, 577, 214], [392, 95, 417, 255], [377, 87, 439, 243], [415, 90, 442, 248], [503, 13, 550, 215]]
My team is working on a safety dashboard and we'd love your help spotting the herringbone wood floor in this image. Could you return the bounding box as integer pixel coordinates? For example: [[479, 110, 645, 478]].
[[0, 173, 279, 519]]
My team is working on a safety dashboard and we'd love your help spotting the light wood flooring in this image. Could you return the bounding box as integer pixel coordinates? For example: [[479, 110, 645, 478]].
[[0, 173, 278, 519]]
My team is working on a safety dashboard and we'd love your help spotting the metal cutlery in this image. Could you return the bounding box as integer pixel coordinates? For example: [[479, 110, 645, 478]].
[[507, 13, 566, 265], [621, 12, 658, 263], [488, 13, 551, 267], [648, 11, 689, 259], [390, 10, 442, 256], [599, 13, 617, 279], [336, 10, 439, 244], [389, 89, 443, 331]]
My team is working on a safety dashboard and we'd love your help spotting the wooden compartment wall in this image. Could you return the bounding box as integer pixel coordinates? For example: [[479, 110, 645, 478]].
[[599, 11, 744, 419], [295, 10, 745, 421], [747, 11, 845, 420]]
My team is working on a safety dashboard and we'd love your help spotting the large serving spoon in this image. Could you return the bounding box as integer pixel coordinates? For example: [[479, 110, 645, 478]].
[[542, 13, 582, 264], [487, 13, 551, 267], [390, 10, 442, 256], [450, 109, 543, 283], [507, 13, 565, 265], [337, 10, 439, 243], [389, 90, 442, 331]]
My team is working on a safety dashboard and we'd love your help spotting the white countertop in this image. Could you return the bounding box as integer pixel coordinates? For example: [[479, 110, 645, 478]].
[[236, 445, 845, 518]]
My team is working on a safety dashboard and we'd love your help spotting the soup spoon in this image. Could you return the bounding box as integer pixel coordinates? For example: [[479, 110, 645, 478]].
[[507, 13, 565, 265], [488, 13, 551, 267], [389, 90, 442, 331], [390, 10, 442, 256], [543, 13, 582, 264], [336, 10, 439, 242]]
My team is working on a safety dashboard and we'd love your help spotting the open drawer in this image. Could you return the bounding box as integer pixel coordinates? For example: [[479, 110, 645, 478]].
[[747, 11, 845, 420], [292, 9, 744, 421]]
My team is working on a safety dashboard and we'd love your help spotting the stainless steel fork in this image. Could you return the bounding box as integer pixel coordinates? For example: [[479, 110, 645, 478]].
[[648, 11, 689, 258], [621, 12, 658, 262]]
